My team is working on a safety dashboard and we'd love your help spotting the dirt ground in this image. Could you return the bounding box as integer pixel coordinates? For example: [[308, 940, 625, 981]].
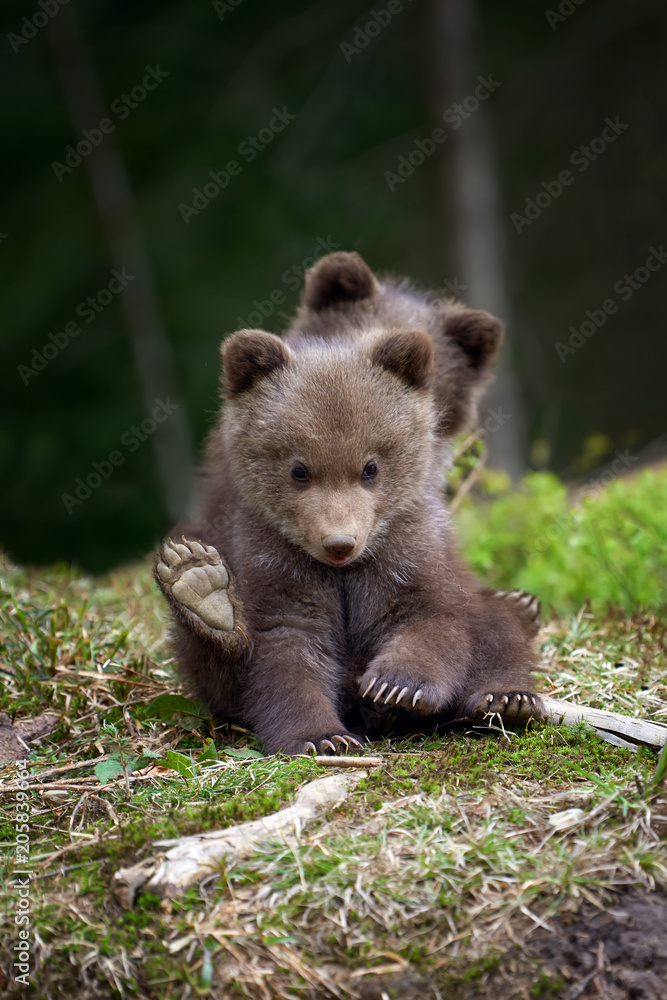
[[518, 888, 667, 1000], [316, 889, 667, 1000]]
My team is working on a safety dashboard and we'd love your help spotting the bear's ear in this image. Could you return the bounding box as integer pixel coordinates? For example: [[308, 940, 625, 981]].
[[444, 308, 504, 371], [370, 330, 434, 389], [221, 329, 290, 396], [302, 251, 378, 311]]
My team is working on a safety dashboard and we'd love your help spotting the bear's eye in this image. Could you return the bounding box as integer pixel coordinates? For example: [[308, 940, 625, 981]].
[[362, 461, 378, 481], [290, 463, 311, 483]]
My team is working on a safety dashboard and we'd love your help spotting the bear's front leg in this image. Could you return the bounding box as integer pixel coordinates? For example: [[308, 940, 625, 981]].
[[155, 537, 251, 722], [243, 630, 363, 756], [357, 616, 471, 716], [156, 537, 248, 649]]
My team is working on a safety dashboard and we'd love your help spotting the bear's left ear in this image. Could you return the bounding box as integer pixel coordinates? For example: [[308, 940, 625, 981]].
[[444, 308, 504, 371], [302, 251, 378, 311], [221, 329, 290, 397], [370, 330, 434, 389]]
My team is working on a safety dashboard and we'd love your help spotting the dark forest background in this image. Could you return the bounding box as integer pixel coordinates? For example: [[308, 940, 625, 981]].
[[2, 0, 665, 571]]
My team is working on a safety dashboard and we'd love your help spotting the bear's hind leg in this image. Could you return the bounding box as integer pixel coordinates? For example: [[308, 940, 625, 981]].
[[451, 590, 545, 728], [485, 587, 542, 636]]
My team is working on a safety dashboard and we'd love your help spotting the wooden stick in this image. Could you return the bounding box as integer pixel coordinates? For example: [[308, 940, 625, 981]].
[[449, 452, 487, 513], [314, 755, 383, 767], [541, 696, 667, 752], [112, 771, 365, 907]]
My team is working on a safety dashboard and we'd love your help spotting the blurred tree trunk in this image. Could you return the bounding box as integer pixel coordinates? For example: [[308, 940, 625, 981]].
[[432, 0, 526, 478], [47, 5, 195, 523]]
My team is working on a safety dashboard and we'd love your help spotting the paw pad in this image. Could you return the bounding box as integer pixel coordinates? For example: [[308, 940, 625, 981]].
[[157, 537, 234, 631]]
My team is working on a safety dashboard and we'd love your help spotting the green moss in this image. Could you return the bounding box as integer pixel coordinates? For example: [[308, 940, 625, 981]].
[[352, 723, 644, 815], [462, 953, 503, 981], [530, 972, 568, 995]]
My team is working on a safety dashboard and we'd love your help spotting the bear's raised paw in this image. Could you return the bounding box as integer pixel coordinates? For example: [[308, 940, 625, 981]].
[[157, 537, 234, 631]]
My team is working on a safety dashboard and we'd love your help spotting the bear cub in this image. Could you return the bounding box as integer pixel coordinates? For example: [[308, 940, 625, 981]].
[[156, 252, 543, 755]]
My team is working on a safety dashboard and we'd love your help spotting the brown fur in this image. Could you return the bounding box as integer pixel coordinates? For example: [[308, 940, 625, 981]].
[[156, 253, 541, 754], [291, 251, 504, 437]]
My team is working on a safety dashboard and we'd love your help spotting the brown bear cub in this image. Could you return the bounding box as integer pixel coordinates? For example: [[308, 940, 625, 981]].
[[156, 252, 543, 755]]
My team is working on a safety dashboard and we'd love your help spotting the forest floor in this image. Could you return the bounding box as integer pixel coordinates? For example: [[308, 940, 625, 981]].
[[1, 554, 666, 999]]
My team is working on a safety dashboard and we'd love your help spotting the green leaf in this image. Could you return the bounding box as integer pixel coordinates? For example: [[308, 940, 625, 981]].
[[177, 714, 204, 733], [161, 750, 196, 778], [197, 738, 219, 763], [652, 741, 667, 792], [95, 753, 153, 782], [95, 756, 123, 783], [130, 754, 156, 771], [147, 694, 209, 722], [224, 747, 263, 759]]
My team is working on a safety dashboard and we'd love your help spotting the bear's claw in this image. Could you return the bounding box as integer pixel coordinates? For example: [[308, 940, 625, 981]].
[[494, 588, 541, 623], [467, 689, 545, 726], [292, 734, 363, 756], [359, 672, 435, 714], [157, 537, 234, 631]]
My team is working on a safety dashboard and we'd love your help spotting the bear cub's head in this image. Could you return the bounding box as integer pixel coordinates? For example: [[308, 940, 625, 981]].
[[221, 328, 436, 567]]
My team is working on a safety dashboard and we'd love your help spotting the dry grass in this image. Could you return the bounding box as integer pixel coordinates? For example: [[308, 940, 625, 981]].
[[1, 552, 666, 999]]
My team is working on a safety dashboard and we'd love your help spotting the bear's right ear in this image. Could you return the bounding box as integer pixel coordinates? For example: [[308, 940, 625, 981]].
[[370, 330, 434, 389], [302, 251, 378, 311], [444, 308, 504, 371], [221, 329, 290, 397]]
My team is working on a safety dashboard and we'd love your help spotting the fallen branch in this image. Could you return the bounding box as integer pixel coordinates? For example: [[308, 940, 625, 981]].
[[449, 451, 487, 513], [314, 755, 383, 767], [542, 696, 667, 752], [112, 771, 365, 907]]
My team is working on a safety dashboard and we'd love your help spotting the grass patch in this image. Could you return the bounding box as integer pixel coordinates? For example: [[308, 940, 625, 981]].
[[1, 472, 666, 997], [456, 464, 667, 618]]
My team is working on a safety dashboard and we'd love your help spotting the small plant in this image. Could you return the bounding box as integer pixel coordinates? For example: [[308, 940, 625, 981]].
[[455, 465, 667, 617]]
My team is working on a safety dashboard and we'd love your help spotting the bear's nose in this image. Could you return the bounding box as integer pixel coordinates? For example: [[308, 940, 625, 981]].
[[321, 534, 356, 558]]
